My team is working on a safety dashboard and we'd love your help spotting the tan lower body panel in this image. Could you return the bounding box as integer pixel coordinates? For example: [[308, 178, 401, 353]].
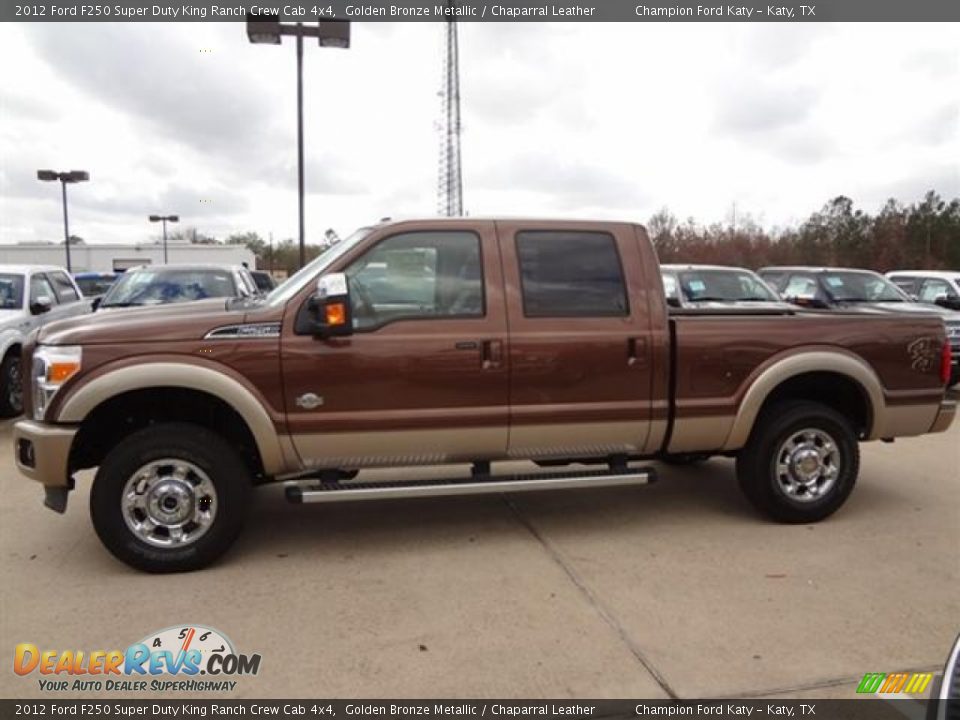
[[668, 415, 734, 454], [292, 427, 508, 468], [507, 420, 650, 459], [13, 420, 77, 487], [873, 403, 941, 439], [929, 399, 956, 434]]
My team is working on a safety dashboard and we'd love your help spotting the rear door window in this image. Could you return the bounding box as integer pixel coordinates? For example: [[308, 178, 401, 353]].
[[516, 231, 628, 317]]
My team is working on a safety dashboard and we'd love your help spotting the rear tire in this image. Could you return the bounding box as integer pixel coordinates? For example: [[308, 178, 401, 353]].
[[90, 422, 251, 573], [0, 352, 23, 417], [736, 401, 858, 523]]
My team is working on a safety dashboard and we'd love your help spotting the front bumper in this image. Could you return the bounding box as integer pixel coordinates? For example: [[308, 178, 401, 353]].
[[929, 399, 957, 434], [13, 420, 78, 509]]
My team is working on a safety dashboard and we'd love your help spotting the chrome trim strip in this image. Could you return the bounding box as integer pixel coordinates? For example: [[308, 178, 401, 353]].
[[290, 469, 653, 503], [204, 323, 281, 340]]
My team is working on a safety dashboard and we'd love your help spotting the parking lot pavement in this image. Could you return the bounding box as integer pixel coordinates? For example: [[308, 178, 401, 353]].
[[1, 410, 957, 700]]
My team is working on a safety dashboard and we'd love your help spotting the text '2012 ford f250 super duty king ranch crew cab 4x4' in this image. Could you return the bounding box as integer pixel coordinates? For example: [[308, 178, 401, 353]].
[[13, 219, 957, 572]]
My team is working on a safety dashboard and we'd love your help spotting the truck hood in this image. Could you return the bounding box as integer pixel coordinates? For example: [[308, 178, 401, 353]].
[[37, 298, 248, 345]]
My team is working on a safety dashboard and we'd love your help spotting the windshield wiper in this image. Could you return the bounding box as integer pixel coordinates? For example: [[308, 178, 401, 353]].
[[100, 302, 139, 308], [686, 296, 729, 302]]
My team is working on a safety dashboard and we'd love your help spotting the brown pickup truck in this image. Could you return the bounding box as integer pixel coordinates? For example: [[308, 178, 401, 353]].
[[13, 219, 956, 572]]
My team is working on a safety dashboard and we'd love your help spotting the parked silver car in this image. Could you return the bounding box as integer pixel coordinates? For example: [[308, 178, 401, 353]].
[[661, 264, 790, 311], [0, 264, 91, 416]]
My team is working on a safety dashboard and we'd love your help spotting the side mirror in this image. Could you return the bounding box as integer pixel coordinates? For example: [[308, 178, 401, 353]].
[[311, 272, 353, 338], [30, 296, 52, 315], [666, 296, 681, 308], [91, 297, 102, 311]]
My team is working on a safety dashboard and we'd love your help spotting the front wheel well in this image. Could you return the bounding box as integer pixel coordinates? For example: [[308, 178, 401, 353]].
[[68, 387, 266, 481], [756, 371, 872, 437]]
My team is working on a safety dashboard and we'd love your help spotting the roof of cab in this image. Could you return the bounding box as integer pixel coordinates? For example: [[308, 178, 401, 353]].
[[0, 264, 71, 275]]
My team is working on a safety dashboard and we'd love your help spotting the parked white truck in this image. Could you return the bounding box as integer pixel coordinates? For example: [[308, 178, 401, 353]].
[[0, 265, 90, 416]]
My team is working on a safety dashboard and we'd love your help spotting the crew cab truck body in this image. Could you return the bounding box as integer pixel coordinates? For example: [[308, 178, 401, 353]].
[[13, 219, 956, 572]]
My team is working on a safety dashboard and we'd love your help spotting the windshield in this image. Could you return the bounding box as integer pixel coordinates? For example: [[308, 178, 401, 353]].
[[100, 268, 238, 307], [676, 269, 779, 302], [265, 227, 372, 306], [0, 273, 25, 310], [821, 272, 906, 302]]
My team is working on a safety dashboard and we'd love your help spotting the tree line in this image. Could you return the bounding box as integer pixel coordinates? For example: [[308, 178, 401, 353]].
[[164, 190, 959, 275], [650, 191, 959, 271]]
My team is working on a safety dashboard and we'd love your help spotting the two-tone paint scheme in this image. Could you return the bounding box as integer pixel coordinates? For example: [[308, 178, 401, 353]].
[[11, 219, 956, 571]]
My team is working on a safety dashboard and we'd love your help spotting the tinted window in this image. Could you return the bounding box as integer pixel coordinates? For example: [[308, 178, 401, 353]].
[[30, 274, 58, 305], [517, 231, 628, 317], [0, 274, 25, 310], [49, 272, 80, 302], [251, 272, 276, 293], [346, 231, 483, 331]]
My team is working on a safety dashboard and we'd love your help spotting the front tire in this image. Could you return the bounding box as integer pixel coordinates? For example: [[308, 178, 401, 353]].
[[90, 423, 251, 572], [736, 401, 859, 523], [0, 352, 24, 417]]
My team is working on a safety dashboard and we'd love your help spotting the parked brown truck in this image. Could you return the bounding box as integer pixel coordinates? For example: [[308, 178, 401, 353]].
[[13, 219, 956, 572]]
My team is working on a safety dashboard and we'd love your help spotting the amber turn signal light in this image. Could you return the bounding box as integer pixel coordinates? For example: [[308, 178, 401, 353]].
[[325, 302, 347, 327], [48, 361, 80, 383]]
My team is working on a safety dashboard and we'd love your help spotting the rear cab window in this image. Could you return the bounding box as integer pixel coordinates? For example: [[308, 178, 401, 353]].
[[515, 230, 628, 317]]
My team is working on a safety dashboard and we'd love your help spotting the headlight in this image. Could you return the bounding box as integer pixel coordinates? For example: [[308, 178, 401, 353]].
[[32, 345, 82, 421]]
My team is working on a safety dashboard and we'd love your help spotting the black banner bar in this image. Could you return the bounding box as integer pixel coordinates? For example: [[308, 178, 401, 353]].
[[0, 699, 954, 720], [3, 0, 960, 23]]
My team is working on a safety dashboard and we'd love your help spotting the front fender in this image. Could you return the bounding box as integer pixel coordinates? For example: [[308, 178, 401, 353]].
[[55, 361, 290, 475]]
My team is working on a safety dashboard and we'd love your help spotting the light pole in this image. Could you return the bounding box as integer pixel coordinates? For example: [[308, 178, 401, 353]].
[[246, 14, 350, 269], [149, 214, 179, 263], [37, 170, 89, 272]]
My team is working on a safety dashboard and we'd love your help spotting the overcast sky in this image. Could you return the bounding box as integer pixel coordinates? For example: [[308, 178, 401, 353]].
[[0, 21, 957, 245]]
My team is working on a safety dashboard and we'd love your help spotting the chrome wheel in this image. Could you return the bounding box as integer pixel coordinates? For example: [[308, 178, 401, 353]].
[[774, 428, 840, 503], [121, 459, 218, 548]]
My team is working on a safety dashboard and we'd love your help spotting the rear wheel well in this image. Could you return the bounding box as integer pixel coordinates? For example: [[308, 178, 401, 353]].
[[69, 387, 266, 481], [757, 372, 871, 438]]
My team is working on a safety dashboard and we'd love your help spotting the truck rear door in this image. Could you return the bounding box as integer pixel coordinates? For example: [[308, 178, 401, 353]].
[[495, 221, 659, 459]]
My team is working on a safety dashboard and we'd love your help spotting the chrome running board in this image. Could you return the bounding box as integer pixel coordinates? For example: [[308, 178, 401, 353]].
[[285, 467, 656, 504]]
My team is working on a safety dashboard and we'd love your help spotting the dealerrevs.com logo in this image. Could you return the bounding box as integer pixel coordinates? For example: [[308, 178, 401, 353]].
[[13, 625, 261, 693]]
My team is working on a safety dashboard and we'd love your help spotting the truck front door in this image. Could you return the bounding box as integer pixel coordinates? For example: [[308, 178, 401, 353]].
[[282, 221, 509, 470]]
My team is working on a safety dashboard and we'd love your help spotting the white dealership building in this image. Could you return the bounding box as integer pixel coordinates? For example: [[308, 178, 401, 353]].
[[0, 241, 255, 273]]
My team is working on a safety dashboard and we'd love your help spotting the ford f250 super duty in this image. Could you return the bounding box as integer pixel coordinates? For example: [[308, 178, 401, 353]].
[[12, 219, 956, 572]]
